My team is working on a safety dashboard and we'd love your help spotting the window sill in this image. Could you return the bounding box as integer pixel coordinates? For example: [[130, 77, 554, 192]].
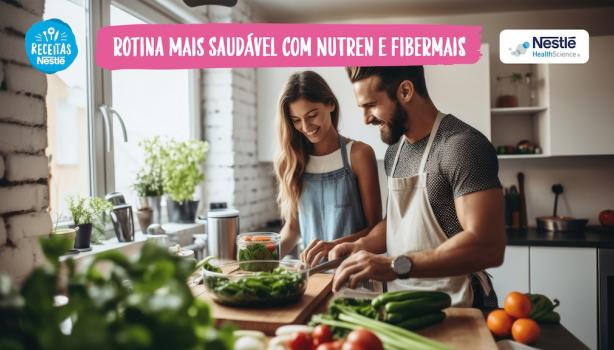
[[60, 223, 205, 263]]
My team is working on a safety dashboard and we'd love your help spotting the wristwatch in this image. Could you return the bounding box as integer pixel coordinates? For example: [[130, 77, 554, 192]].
[[391, 255, 412, 279]]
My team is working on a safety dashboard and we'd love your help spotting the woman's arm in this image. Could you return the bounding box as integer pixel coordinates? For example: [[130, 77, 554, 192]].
[[280, 215, 300, 257]]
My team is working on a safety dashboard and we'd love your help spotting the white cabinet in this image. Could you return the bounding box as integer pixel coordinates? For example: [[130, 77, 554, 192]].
[[487, 246, 530, 304], [548, 35, 614, 156], [530, 247, 598, 350], [256, 44, 492, 161]]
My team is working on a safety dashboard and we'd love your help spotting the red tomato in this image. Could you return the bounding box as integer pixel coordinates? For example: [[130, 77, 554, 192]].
[[341, 342, 368, 350], [266, 243, 277, 252], [288, 332, 313, 350], [312, 325, 334, 346], [599, 209, 614, 227], [345, 329, 383, 350], [316, 341, 343, 350]]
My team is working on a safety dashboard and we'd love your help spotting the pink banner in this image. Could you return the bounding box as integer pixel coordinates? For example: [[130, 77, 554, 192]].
[[96, 23, 482, 70]]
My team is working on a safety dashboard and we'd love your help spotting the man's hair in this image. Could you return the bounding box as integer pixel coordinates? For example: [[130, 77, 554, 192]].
[[345, 66, 430, 100]]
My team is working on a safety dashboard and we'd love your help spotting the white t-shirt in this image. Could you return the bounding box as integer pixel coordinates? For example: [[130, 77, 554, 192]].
[[305, 141, 353, 174]]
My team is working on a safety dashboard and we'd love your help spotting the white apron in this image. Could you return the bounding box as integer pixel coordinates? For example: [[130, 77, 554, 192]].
[[386, 112, 491, 307]]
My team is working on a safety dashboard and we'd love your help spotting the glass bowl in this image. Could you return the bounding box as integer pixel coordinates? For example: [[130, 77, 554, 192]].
[[236, 232, 281, 270], [201, 258, 308, 307]]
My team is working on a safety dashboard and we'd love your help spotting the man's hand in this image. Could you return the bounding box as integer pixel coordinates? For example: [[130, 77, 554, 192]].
[[332, 251, 397, 292], [328, 241, 363, 261], [300, 239, 336, 267]]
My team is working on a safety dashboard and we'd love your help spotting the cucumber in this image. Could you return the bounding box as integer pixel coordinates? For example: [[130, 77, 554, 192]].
[[384, 312, 409, 324], [371, 290, 450, 309], [396, 311, 446, 330], [384, 293, 451, 317]]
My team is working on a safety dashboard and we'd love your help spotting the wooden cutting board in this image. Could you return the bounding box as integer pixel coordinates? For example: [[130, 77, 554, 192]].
[[419, 308, 497, 349], [192, 273, 333, 335]]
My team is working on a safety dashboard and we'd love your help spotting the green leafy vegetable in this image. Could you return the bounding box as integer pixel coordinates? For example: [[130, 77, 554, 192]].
[[238, 243, 278, 271], [0, 236, 234, 350], [202, 263, 305, 307]]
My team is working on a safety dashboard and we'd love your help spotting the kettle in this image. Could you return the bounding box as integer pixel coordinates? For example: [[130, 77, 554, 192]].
[[105, 192, 135, 242], [197, 208, 239, 259]]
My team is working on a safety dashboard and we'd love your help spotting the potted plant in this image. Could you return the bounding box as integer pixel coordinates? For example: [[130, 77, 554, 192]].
[[134, 136, 166, 225], [162, 139, 208, 223], [67, 195, 112, 249], [0, 236, 235, 349]]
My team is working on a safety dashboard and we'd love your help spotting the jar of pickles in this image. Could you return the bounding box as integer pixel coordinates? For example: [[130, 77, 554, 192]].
[[236, 232, 281, 271]]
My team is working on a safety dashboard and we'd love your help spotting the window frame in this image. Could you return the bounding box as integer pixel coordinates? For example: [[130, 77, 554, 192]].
[[51, 0, 203, 233]]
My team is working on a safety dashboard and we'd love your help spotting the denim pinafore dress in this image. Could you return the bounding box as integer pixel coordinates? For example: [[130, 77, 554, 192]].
[[298, 136, 367, 245]]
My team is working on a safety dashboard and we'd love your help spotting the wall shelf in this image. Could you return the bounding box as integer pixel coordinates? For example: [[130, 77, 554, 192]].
[[491, 106, 548, 115]]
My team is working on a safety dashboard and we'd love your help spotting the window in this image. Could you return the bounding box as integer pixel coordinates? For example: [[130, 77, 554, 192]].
[[45, 0, 90, 222], [45, 0, 201, 228], [110, 4, 195, 206]]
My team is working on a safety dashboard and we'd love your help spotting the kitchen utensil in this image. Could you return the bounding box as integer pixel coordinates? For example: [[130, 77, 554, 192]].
[[201, 258, 308, 307], [198, 209, 239, 260], [105, 192, 126, 206], [305, 258, 343, 275], [536, 184, 588, 232], [517, 172, 528, 229], [194, 272, 332, 335], [509, 185, 520, 229], [110, 204, 135, 242]]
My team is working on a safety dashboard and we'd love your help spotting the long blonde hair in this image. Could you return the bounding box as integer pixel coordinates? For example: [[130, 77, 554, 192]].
[[274, 71, 340, 223]]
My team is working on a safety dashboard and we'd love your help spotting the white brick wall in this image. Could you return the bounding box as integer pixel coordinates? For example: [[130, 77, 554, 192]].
[[6, 212, 52, 242], [0, 217, 6, 246], [0, 91, 46, 125], [4, 64, 47, 96], [0, 1, 39, 34], [203, 3, 279, 231], [0, 0, 50, 286], [0, 122, 47, 152], [5, 154, 48, 181]]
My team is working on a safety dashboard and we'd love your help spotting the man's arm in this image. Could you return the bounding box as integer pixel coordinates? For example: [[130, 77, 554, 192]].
[[407, 188, 506, 277], [331, 188, 506, 291]]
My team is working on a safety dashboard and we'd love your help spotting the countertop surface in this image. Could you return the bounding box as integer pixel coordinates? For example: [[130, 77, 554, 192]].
[[506, 226, 614, 249]]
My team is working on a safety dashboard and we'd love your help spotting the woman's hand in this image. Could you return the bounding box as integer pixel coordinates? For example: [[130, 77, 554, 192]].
[[300, 239, 336, 267]]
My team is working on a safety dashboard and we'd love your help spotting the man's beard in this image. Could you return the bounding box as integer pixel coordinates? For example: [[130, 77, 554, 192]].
[[380, 101, 408, 145]]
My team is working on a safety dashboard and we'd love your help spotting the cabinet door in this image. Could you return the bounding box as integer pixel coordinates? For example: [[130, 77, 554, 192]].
[[487, 246, 530, 306], [425, 43, 491, 140], [549, 35, 614, 156], [530, 247, 597, 350]]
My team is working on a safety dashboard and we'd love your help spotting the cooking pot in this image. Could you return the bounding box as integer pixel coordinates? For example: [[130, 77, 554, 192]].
[[536, 184, 588, 232]]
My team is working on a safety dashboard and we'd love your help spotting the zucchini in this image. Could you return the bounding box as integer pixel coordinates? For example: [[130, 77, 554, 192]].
[[396, 311, 446, 330], [384, 293, 451, 316], [372, 290, 450, 309]]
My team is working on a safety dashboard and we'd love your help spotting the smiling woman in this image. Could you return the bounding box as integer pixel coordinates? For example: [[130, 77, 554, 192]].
[[274, 70, 382, 265]]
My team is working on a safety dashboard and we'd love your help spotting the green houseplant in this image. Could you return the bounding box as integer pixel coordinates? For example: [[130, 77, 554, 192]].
[[134, 136, 166, 225], [67, 195, 112, 249], [0, 236, 234, 349], [163, 139, 208, 223]]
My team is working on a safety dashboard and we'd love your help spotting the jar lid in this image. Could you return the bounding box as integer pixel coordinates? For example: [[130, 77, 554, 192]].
[[207, 208, 239, 218]]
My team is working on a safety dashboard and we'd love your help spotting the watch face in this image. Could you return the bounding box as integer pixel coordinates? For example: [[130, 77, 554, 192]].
[[394, 256, 411, 275]]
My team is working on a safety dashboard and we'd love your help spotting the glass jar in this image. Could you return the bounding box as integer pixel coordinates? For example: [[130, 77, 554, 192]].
[[236, 232, 281, 271]]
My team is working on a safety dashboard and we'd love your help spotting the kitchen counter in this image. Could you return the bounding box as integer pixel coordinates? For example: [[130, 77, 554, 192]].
[[506, 226, 614, 248], [192, 281, 589, 350]]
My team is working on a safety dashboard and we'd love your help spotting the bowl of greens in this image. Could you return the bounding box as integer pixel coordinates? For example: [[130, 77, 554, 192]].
[[236, 232, 281, 271], [200, 257, 308, 307]]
